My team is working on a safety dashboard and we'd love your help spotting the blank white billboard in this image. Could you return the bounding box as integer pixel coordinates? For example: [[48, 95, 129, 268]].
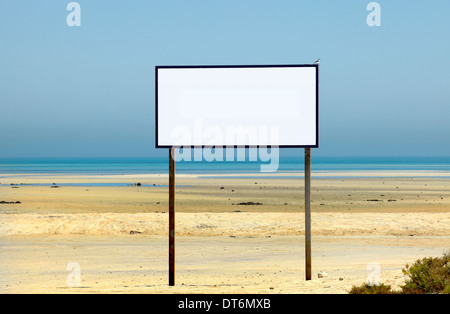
[[155, 65, 318, 148]]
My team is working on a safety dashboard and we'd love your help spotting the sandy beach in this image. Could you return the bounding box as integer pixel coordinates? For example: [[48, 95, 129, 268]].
[[1, 172, 449, 294]]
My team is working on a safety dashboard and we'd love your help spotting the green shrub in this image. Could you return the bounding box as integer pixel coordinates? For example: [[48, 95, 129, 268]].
[[349, 283, 397, 294], [349, 251, 450, 294], [400, 251, 449, 294]]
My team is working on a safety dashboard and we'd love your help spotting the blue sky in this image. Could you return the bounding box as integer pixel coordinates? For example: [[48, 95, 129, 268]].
[[0, 1, 449, 158]]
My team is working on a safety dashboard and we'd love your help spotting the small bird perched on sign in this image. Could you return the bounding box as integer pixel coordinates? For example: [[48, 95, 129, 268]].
[[314, 59, 320, 65]]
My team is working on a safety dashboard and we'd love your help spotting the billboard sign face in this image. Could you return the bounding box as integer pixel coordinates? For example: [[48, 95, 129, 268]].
[[155, 65, 318, 148]]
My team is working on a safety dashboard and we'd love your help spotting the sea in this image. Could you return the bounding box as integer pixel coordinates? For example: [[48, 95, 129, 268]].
[[1, 157, 450, 176]]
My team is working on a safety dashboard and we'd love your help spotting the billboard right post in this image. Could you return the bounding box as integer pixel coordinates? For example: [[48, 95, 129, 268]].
[[305, 147, 312, 280]]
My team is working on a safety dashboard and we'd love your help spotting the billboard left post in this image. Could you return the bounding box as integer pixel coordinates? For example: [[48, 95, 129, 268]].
[[169, 148, 175, 286]]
